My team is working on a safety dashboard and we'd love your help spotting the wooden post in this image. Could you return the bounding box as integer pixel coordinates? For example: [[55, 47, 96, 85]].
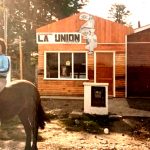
[[19, 36, 23, 79], [3, 0, 8, 54]]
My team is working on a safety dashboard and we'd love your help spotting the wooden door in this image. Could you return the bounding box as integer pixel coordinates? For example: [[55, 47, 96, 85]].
[[96, 53, 113, 96]]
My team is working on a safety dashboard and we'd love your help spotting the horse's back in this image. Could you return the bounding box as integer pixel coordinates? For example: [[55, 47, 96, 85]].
[[6, 79, 35, 88], [4, 80, 36, 94]]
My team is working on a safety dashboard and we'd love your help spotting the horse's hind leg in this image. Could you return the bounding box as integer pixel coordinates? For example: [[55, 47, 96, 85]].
[[29, 111, 38, 150], [19, 110, 32, 150], [32, 119, 38, 150], [25, 100, 38, 150]]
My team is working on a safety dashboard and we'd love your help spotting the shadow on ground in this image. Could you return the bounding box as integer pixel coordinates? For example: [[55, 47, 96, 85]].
[[0, 117, 25, 141], [127, 98, 150, 111]]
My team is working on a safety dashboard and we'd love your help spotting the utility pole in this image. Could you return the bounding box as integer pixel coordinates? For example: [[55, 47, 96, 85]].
[[19, 36, 23, 79]]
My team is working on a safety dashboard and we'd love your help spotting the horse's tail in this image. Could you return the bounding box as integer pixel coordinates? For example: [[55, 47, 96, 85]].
[[36, 90, 50, 129]]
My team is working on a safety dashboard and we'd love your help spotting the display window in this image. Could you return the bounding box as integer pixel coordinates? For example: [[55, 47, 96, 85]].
[[45, 51, 88, 80]]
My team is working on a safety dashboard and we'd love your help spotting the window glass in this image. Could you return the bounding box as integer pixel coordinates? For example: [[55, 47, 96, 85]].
[[45, 52, 86, 79], [60, 53, 72, 78], [74, 53, 86, 79], [46, 53, 58, 78]]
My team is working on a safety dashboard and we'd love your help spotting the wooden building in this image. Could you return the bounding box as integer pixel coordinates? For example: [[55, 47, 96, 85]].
[[36, 13, 133, 97], [127, 25, 150, 97]]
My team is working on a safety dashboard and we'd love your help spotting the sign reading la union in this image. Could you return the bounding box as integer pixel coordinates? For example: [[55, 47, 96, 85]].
[[36, 32, 81, 44]]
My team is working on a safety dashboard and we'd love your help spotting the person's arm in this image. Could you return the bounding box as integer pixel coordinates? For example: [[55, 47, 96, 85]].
[[0, 56, 9, 72]]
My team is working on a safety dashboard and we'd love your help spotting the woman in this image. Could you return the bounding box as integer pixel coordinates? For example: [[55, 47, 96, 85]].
[[0, 38, 9, 92]]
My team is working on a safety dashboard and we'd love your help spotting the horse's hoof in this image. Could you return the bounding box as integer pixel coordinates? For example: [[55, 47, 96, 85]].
[[25, 146, 32, 150], [31, 146, 38, 150]]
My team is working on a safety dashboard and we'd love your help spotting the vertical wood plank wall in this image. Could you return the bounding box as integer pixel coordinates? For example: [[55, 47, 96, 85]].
[[37, 13, 133, 97], [127, 28, 150, 97]]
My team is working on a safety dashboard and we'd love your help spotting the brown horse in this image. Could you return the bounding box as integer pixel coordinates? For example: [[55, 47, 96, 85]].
[[0, 80, 48, 150]]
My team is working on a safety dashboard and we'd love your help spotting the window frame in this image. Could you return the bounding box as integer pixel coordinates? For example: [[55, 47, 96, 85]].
[[44, 51, 88, 80]]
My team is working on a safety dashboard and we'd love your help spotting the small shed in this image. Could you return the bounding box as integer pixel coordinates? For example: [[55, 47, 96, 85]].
[[127, 25, 150, 97], [36, 13, 133, 98]]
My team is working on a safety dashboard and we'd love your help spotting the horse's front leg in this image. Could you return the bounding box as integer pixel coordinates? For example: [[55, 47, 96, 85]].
[[19, 112, 32, 150]]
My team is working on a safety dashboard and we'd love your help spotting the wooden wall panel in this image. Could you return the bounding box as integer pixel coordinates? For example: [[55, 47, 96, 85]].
[[37, 13, 133, 44], [127, 29, 150, 97], [37, 77, 84, 96], [88, 54, 94, 81], [128, 28, 150, 42], [115, 52, 125, 97]]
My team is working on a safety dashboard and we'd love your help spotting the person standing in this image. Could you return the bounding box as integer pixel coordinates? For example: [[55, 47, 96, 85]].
[[0, 38, 9, 92]]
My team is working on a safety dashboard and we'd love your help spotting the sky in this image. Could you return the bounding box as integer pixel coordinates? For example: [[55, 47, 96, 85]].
[[80, 0, 150, 28]]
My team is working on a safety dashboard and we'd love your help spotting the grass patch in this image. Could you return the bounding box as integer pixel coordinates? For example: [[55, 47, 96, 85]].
[[61, 114, 109, 134]]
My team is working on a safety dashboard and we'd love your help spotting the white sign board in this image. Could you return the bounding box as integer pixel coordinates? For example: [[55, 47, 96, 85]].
[[36, 32, 81, 44]]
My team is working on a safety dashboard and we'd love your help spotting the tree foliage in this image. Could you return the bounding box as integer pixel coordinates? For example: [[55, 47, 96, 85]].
[[0, 0, 87, 81], [108, 3, 131, 25]]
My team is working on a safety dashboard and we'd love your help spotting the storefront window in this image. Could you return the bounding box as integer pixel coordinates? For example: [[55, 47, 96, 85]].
[[74, 53, 86, 78], [60, 53, 72, 78], [45, 52, 87, 80], [46, 53, 58, 78]]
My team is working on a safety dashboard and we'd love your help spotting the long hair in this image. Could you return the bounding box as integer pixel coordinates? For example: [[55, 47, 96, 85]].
[[0, 38, 6, 54]]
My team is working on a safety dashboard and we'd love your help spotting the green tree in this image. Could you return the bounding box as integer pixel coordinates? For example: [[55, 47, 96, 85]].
[[1, 0, 87, 82], [108, 3, 131, 25]]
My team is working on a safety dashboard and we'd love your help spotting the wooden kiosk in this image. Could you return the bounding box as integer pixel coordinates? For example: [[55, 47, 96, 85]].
[[36, 13, 133, 98]]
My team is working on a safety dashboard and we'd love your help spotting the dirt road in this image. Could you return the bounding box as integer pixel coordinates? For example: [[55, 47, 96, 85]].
[[0, 99, 149, 150]]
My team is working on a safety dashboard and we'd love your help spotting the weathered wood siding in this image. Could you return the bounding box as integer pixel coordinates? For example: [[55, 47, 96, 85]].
[[37, 13, 133, 97], [127, 28, 150, 97]]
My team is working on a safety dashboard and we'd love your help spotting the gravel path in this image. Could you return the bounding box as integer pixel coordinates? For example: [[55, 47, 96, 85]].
[[0, 99, 149, 150]]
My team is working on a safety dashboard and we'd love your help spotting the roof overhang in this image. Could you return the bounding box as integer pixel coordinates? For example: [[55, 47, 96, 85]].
[[134, 24, 150, 33]]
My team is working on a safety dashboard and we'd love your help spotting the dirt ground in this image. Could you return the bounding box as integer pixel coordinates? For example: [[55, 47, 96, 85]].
[[0, 99, 150, 150]]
